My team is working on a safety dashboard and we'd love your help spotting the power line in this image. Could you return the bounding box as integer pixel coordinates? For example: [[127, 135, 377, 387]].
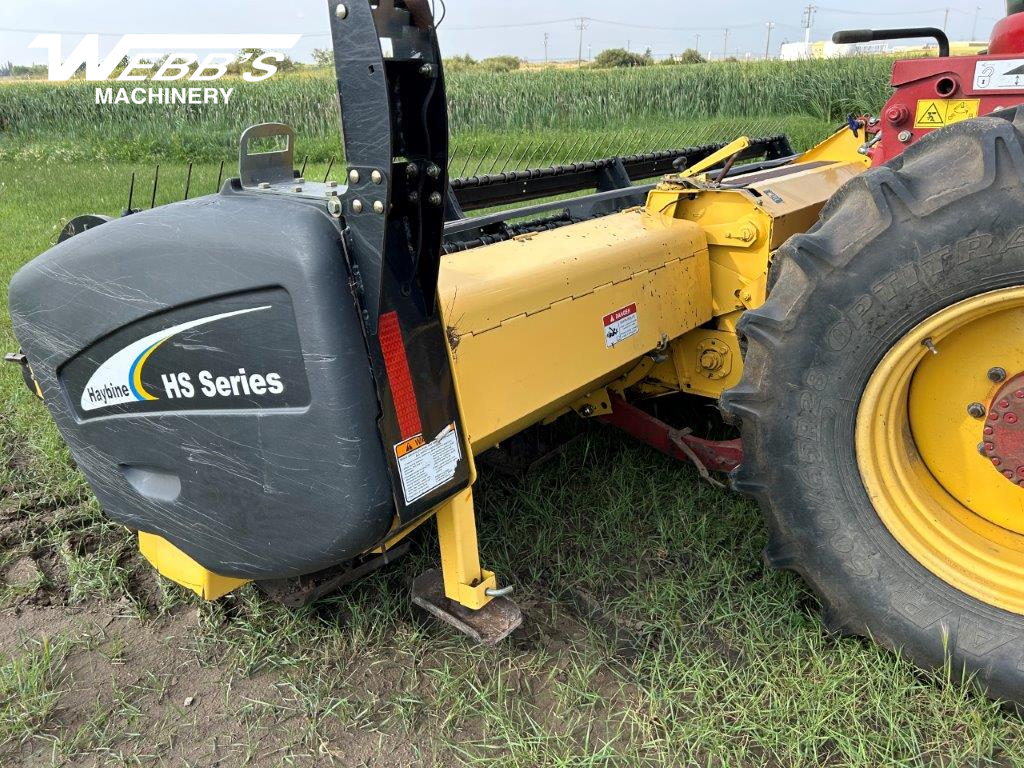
[[815, 5, 997, 20], [576, 17, 588, 67]]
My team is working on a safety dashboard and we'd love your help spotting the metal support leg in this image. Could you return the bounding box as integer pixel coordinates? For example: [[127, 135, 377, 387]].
[[411, 486, 523, 645], [435, 486, 496, 609]]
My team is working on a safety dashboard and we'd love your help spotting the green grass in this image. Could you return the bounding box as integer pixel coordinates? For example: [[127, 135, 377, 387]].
[[3, 160, 1024, 765], [0, 57, 890, 162], [0, 637, 71, 747]]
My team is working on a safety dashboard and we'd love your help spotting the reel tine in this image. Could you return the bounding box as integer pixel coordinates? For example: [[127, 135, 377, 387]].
[[498, 140, 519, 175], [549, 136, 569, 167], [523, 139, 549, 171], [512, 139, 538, 172], [470, 138, 493, 178], [485, 140, 508, 176], [300, 154, 309, 178], [150, 164, 160, 209], [564, 136, 585, 165], [646, 128, 666, 154], [216, 160, 225, 192], [448, 143, 459, 171], [323, 155, 336, 184], [183, 162, 193, 201], [626, 127, 645, 155], [126, 171, 135, 214], [580, 134, 602, 163], [457, 138, 475, 180]]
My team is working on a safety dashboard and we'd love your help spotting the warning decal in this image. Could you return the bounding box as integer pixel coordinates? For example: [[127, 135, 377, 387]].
[[394, 423, 462, 505], [914, 99, 981, 129], [603, 303, 639, 348], [974, 59, 1024, 91]]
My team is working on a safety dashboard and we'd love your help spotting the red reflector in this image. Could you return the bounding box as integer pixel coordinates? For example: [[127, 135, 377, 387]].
[[378, 311, 423, 440]]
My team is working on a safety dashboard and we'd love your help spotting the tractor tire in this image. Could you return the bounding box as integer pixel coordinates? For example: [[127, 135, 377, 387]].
[[721, 108, 1024, 704]]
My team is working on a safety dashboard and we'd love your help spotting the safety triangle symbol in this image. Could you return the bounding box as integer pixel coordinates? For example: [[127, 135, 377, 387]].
[[918, 102, 945, 127]]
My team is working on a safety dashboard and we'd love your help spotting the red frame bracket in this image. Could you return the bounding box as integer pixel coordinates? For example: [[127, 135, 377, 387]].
[[597, 395, 742, 474]]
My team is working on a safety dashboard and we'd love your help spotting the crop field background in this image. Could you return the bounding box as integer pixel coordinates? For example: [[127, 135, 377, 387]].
[[0, 57, 894, 164], [3, 57, 1024, 767]]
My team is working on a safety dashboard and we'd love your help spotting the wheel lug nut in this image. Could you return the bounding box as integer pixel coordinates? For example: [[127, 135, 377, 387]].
[[989, 367, 1007, 383], [968, 402, 987, 419], [1008, 414, 1019, 424]]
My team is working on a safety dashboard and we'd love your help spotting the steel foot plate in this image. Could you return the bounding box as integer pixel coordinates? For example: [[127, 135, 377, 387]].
[[411, 568, 523, 646]]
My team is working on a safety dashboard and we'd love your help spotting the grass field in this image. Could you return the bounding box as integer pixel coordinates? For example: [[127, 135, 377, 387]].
[[4, 58, 1024, 766], [4, 162, 1024, 766], [0, 57, 892, 162]]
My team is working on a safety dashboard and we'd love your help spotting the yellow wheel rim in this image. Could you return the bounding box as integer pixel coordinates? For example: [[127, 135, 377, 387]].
[[856, 287, 1024, 615]]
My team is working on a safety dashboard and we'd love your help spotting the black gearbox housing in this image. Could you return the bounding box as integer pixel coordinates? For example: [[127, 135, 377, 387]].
[[7, 189, 395, 580]]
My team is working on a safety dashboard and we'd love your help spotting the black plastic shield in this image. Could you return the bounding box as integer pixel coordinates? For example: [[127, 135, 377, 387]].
[[329, 0, 469, 522]]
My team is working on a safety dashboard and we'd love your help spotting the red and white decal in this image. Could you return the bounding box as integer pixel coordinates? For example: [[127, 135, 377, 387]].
[[603, 303, 639, 348]]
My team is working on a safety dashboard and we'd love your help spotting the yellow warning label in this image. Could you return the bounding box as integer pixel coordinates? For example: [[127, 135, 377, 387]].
[[914, 99, 981, 129]]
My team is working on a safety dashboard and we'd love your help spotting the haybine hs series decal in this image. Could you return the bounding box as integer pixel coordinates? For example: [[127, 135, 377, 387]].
[[81, 306, 284, 412]]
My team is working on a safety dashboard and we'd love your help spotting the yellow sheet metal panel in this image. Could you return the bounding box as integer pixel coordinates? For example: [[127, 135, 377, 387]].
[[670, 328, 744, 400], [650, 152, 868, 328], [138, 532, 249, 600], [440, 209, 712, 452]]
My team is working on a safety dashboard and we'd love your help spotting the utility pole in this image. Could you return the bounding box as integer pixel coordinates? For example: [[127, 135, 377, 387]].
[[627, 39, 631, 52], [942, 8, 950, 32], [576, 17, 588, 67], [765, 21, 776, 60], [802, 4, 817, 59], [695, 33, 702, 54], [723, 28, 730, 60], [972, 5, 982, 40], [544, 32, 549, 63]]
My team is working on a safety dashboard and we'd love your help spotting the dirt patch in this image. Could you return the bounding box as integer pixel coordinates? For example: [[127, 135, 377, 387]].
[[3, 557, 40, 587], [0, 599, 450, 766]]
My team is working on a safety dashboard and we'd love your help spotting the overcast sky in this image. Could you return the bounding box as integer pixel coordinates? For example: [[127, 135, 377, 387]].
[[0, 0, 1009, 67]]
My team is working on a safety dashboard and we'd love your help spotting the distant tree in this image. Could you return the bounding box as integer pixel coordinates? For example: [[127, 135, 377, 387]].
[[593, 48, 650, 68], [678, 48, 706, 64], [10, 63, 48, 78], [479, 55, 521, 72], [311, 48, 334, 68], [227, 48, 263, 76], [444, 54, 478, 73], [228, 48, 296, 77]]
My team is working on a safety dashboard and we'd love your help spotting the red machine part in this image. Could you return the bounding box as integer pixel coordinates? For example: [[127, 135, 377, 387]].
[[598, 395, 742, 475], [982, 373, 1024, 487], [870, 12, 1024, 165], [991, 10, 1024, 55]]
